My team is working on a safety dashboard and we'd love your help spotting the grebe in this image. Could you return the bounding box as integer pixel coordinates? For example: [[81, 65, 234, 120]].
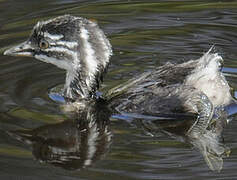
[[3, 15, 235, 139]]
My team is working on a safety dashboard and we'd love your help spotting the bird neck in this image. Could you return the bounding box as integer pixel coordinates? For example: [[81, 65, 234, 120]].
[[64, 69, 96, 101], [61, 23, 112, 101]]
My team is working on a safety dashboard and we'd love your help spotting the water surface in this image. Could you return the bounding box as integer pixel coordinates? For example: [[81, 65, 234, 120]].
[[1, 0, 237, 179]]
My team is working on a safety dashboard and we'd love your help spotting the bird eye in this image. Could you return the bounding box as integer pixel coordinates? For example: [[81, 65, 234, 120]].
[[39, 40, 49, 49]]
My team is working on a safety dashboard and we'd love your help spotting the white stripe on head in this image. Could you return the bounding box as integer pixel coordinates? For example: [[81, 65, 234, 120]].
[[80, 27, 98, 87], [56, 41, 78, 49], [44, 31, 64, 41]]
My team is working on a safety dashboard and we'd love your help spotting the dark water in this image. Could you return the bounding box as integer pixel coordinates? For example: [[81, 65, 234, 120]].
[[1, 0, 237, 179]]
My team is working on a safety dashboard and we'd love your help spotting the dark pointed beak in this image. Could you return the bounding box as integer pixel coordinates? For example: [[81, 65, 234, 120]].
[[4, 41, 34, 57]]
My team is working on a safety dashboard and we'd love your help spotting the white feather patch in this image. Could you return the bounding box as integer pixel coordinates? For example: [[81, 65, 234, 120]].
[[185, 51, 232, 106], [44, 31, 64, 41], [95, 29, 112, 67], [80, 27, 98, 87], [56, 41, 78, 49]]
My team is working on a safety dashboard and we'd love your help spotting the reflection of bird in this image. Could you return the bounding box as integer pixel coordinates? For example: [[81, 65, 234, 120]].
[[4, 15, 235, 138], [7, 102, 112, 170], [137, 112, 230, 172]]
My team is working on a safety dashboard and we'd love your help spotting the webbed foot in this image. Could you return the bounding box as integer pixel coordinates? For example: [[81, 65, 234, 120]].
[[184, 91, 214, 138]]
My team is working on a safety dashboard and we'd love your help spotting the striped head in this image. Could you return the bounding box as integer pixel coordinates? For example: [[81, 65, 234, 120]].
[[4, 15, 112, 100]]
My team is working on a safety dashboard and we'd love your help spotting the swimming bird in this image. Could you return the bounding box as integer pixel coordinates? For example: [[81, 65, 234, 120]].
[[3, 15, 235, 139]]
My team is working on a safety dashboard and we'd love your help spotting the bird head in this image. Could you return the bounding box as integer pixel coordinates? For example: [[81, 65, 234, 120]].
[[4, 15, 112, 100]]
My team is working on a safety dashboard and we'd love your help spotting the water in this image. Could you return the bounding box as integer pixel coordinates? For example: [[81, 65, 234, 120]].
[[1, 0, 237, 179]]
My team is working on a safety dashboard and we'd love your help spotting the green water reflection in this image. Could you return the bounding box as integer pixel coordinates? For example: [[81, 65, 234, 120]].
[[0, 0, 237, 179]]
